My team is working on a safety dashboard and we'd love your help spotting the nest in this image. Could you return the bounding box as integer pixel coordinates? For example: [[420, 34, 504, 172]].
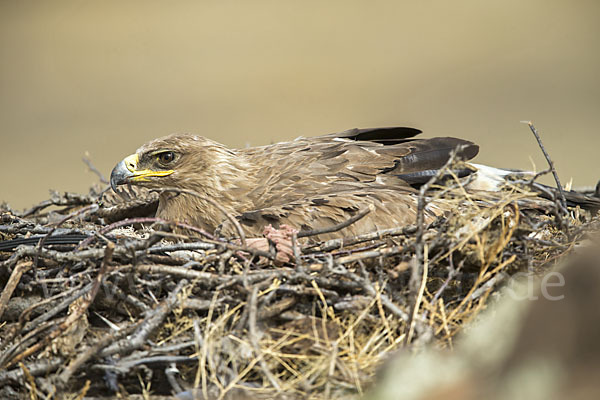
[[1, 173, 599, 399]]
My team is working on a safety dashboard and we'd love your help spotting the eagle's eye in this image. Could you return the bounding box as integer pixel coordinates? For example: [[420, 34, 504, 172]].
[[157, 151, 175, 165]]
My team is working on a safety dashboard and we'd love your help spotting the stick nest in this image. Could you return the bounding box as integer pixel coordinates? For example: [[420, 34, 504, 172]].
[[1, 178, 599, 400]]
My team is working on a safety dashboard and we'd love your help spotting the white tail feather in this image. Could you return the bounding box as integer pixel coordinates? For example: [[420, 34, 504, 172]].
[[466, 163, 534, 191]]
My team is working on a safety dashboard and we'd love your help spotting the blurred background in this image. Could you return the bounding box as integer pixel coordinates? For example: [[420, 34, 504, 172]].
[[1, 0, 599, 210]]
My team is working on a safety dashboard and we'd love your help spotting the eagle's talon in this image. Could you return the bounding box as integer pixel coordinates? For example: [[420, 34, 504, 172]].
[[262, 224, 299, 263]]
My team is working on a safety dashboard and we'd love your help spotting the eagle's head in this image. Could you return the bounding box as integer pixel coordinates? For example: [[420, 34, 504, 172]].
[[110, 133, 241, 194], [110, 133, 255, 229]]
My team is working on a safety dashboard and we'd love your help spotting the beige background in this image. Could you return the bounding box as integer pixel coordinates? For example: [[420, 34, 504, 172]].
[[1, 0, 599, 210]]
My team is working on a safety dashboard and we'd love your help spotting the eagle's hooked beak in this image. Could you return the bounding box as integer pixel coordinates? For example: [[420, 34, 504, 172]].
[[110, 153, 174, 191]]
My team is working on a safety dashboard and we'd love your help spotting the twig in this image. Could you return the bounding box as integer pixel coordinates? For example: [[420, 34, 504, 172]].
[[7, 242, 114, 367], [470, 272, 508, 301], [99, 279, 187, 357], [424, 257, 461, 319], [82, 153, 108, 184], [303, 223, 419, 253], [342, 267, 409, 322], [20, 283, 92, 335], [58, 320, 140, 383], [0, 260, 32, 320], [521, 121, 567, 212], [297, 205, 373, 238], [35, 204, 99, 265], [78, 216, 215, 249], [291, 230, 301, 266], [406, 244, 429, 344], [336, 245, 404, 264], [0, 358, 64, 386], [20, 192, 97, 218], [247, 286, 281, 390]]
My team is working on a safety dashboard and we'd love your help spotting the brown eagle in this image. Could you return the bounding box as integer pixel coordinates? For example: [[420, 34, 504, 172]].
[[109, 127, 482, 241]]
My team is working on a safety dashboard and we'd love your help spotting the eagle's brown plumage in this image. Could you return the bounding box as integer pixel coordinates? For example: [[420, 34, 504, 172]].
[[109, 127, 479, 240]]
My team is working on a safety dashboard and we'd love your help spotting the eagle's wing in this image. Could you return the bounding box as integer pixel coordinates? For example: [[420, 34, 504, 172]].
[[240, 127, 479, 208], [220, 185, 444, 241]]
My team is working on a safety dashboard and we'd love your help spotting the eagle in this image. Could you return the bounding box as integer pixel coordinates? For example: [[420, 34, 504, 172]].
[[109, 127, 478, 240], [108, 127, 594, 242]]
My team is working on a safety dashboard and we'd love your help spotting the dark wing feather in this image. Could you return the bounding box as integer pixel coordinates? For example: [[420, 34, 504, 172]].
[[320, 126, 423, 144], [374, 136, 479, 173]]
